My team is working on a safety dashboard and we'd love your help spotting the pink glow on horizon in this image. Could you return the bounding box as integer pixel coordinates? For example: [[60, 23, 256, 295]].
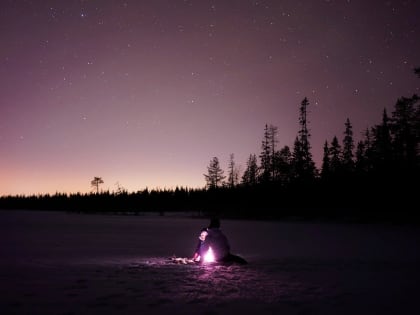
[[1, 1, 419, 196]]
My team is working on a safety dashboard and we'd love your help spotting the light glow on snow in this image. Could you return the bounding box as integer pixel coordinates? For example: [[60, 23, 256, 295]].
[[203, 247, 215, 263]]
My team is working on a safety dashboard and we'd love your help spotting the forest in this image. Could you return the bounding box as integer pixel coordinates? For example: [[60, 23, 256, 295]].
[[1, 69, 419, 222]]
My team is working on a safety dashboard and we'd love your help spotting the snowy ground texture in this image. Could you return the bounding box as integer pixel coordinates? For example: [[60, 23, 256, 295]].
[[1, 210, 420, 315]]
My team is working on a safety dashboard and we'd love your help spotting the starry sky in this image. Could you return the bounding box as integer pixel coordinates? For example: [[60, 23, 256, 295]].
[[1, 0, 419, 196]]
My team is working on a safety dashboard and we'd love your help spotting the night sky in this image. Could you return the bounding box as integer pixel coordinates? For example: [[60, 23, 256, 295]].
[[1, 0, 419, 195]]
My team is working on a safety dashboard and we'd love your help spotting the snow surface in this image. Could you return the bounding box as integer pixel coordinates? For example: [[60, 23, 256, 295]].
[[1, 210, 420, 314]]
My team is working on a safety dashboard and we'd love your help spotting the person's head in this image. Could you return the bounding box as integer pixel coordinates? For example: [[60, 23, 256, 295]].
[[208, 217, 220, 229], [199, 228, 208, 241]]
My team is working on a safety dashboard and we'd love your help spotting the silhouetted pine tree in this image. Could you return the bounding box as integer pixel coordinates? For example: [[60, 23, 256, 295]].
[[321, 140, 331, 179], [390, 95, 419, 171], [258, 124, 280, 183], [371, 109, 393, 171], [259, 124, 272, 182], [358, 128, 375, 173], [91, 177, 104, 194], [204, 157, 226, 189], [329, 136, 342, 175], [355, 140, 367, 174], [227, 153, 239, 188], [342, 118, 355, 173], [269, 124, 278, 180], [292, 97, 316, 180], [242, 154, 259, 186], [292, 136, 302, 178], [274, 145, 293, 184]]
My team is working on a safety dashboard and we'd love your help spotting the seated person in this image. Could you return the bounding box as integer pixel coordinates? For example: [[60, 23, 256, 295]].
[[201, 218, 230, 262], [192, 227, 208, 262], [201, 217, 247, 265]]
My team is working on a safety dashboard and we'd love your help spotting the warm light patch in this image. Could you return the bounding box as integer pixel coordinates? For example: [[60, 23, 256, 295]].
[[203, 247, 215, 263]]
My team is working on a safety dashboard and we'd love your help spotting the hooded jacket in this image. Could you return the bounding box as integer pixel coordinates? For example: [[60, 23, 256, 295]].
[[203, 227, 230, 261]]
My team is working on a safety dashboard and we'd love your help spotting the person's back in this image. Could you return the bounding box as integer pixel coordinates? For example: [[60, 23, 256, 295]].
[[206, 227, 230, 261], [203, 218, 230, 261]]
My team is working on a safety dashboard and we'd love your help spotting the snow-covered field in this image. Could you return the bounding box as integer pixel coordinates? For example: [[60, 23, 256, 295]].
[[1, 210, 419, 314]]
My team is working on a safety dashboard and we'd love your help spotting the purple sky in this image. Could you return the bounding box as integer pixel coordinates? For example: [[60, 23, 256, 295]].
[[1, 0, 419, 195]]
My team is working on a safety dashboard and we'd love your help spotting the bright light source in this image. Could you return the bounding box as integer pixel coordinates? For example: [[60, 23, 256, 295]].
[[203, 247, 215, 263]]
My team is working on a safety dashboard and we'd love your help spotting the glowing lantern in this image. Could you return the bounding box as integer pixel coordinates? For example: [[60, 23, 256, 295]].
[[203, 247, 215, 263]]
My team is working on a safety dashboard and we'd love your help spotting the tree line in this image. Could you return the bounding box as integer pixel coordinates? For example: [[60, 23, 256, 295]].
[[201, 69, 419, 220], [1, 68, 419, 221]]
